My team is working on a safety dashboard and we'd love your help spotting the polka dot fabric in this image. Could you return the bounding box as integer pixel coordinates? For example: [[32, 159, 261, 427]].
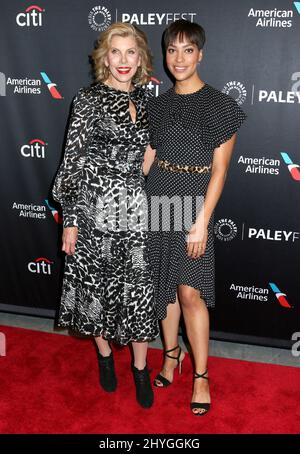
[[146, 84, 246, 320]]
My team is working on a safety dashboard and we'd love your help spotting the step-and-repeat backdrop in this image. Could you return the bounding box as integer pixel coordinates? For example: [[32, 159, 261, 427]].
[[0, 0, 299, 348]]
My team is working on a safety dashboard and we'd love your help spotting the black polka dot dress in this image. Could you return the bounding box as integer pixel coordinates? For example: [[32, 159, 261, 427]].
[[146, 84, 246, 320]]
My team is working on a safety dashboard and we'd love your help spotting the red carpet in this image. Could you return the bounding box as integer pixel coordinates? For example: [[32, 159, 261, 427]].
[[0, 325, 299, 434]]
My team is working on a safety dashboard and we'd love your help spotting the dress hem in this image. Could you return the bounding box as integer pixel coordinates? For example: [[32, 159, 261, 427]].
[[157, 281, 214, 320], [57, 321, 159, 346]]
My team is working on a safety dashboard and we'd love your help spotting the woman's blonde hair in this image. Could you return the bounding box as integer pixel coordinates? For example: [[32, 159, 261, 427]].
[[91, 22, 152, 86]]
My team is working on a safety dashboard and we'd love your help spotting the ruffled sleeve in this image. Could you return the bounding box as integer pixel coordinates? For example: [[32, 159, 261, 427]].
[[211, 94, 246, 149], [52, 88, 94, 228]]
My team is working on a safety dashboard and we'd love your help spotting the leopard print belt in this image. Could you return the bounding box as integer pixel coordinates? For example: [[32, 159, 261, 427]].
[[155, 158, 212, 174]]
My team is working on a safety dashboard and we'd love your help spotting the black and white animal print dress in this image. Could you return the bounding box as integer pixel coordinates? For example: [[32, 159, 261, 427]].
[[146, 84, 246, 320], [52, 82, 158, 345]]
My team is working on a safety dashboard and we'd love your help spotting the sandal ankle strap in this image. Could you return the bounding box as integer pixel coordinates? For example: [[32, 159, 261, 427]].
[[165, 345, 181, 361], [165, 345, 179, 354], [194, 369, 209, 380]]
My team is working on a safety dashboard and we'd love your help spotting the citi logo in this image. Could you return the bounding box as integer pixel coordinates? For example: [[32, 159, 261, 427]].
[[45, 199, 62, 224], [281, 152, 300, 181], [269, 282, 292, 308], [40, 72, 63, 99], [21, 139, 47, 158], [16, 5, 45, 27], [146, 76, 163, 97], [28, 257, 53, 275]]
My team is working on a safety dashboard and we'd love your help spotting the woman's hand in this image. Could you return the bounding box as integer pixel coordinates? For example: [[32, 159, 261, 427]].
[[62, 227, 78, 255], [143, 144, 156, 176], [186, 223, 208, 259]]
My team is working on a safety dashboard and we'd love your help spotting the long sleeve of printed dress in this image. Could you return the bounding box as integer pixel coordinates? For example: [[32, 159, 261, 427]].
[[52, 88, 94, 228]]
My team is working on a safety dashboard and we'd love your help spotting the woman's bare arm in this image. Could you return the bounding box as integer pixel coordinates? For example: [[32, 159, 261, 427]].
[[143, 144, 156, 176]]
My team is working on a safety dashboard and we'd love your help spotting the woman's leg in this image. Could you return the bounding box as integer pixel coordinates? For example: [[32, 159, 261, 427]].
[[94, 336, 117, 392], [132, 341, 154, 408], [95, 335, 111, 356], [155, 294, 185, 386], [178, 284, 210, 415], [132, 341, 148, 369]]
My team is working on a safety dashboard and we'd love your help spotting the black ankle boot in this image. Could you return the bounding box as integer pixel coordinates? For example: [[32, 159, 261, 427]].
[[98, 351, 117, 392], [132, 365, 154, 408]]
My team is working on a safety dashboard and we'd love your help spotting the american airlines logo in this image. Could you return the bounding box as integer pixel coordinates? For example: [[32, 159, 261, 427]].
[[247, 3, 300, 28], [230, 282, 292, 308], [0, 72, 62, 98]]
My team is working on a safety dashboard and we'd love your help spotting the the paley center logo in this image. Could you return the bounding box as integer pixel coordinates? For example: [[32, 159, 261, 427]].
[[88, 5, 112, 31], [16, 5, 45, 27], [214, 218, 238, 241], [222, 81, 247, 106], [247, 226, 299, 242], [88, 6, 197, 27], [119, 11, 197, 25], [252, 73, 300, 105]]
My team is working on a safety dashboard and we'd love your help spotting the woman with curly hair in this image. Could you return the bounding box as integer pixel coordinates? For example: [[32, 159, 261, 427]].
[[52, 22, 158, 409]]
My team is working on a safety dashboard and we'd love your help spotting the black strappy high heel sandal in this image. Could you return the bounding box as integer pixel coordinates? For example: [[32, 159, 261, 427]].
[[154, 345, 185, 388], [190, 369, 211, 416]]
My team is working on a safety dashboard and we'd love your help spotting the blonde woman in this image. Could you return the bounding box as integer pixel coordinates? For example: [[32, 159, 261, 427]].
[[52, 22, 158, 408]]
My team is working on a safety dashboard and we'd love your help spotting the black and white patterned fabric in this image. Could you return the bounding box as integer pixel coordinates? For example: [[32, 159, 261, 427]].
[[52, 82, 159, 344], [146, 84, 246, 320]]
